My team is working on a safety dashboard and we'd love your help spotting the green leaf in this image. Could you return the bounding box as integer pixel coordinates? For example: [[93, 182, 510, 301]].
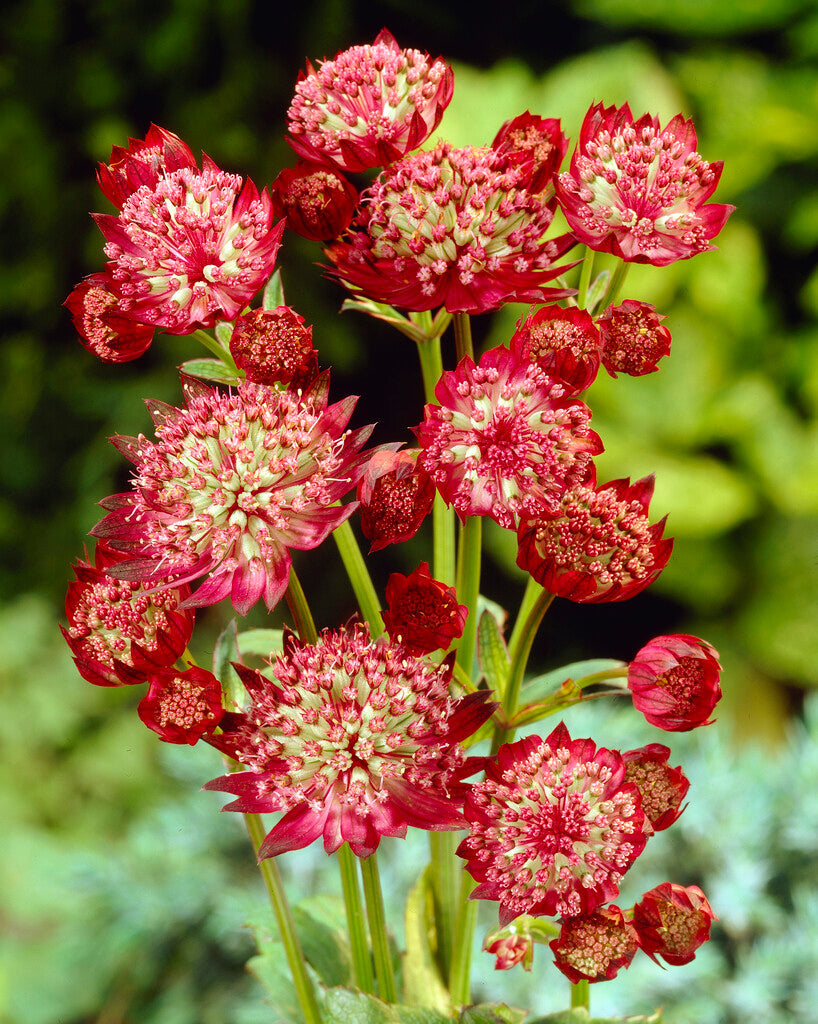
[[522, 659, 627, 703], [179, 357, 242, 384], [238, 627, 285, 659], [263, 269, 286, 310], [214, 320, 234, 346], [528, 1011, 662, 1024], [247, 941, 304, 1024], [320, 988, 451, 1024], [477, 608, 510, 698], [402, 868, 451, 1015], [585, 269, 610, 315], [212, 619, 245, 711], [459, 1004, 528, 1024], [341, 296, 427, 343], [292, 900, 353, 988]]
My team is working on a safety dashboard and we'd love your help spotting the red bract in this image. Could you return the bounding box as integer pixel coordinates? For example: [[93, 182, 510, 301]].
[[492, 112, 569, 194], [62, 543, 194, 687], [516, 467, 673, 602], [64, 272, 154, 363], [628, 634, 722, 731], [510, 303, 602, 392], [550, 906, 638, 984], [204, 625, 496, 858], [415, 345, 601, 529], [623, 744, 689, 832], [325, 142, 576, 314], [457, 722, 647, 923], [96, 124, 197, 209], [92, 376, 375, 616], [95, 157, 284, 333], [557, 102, 734, 267], [632, 883, 716, 965], [270, 159, 358, 241], [286, 29, 453, 173], [486, 931, 533, 972], [357, 449, 434, 553], [138, 665, 224, 744], [597, 299, 671, 378], [229, 306, 319, 390], [382, 562, 467, 656]]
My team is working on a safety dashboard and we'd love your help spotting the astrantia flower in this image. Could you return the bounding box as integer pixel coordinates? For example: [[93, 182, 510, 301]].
[[382, 562, 467, 656], [623, 744, 689, 832], [597, 299, 671, 378], [628, 634, 722, 731], [516, 467, 673, 602], [485, 926, 534, 971], [95, 157, 284, 332], [286, 29, 453, 173], [138, 665, 224, 744], [229, 306, 319, 390], [62, 542, 194, 687], [550, 906, 638, 983], [204, 625, 496, 858], [632, 883, 716, 965], [357, 449, 434, 552], [270, 159, 358, 241], [492, 112, 569, 194], [510, 304, 602, 392], [96, 124, 197, 209], [458, 722, 647, 922], [93, 376, 374, 616], [415, 345, 601, 529], [556, 101, 733, 266], [325, 141, 576, 313], [65, 272, 154, 363]]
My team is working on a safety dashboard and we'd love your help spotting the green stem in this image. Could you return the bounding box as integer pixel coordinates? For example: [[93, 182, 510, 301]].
[[416, 334, 444, 404], [428, 832, 457, 981], [449, 873, 477, 1005], [338, 844, 375, 994], [452, 312, 474, 362], [576, 247, 596, 310], [571, 979, 590, 1010], [285, 568, 318, 644], [602, 261, 631, 311], [507, 576, 542, 661], [243, 812, 323, 1024], [455, 515, 482, 681], [360, 853, 397, 1003], [333, 519, 385, 637], [189, 328, 238, 371]]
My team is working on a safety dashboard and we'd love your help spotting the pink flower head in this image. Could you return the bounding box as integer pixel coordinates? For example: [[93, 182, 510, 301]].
[[270, 159, 358, 241], [415, 345, 601, 529], [510, 304, 602, 392], [138, 665, 224, 744], [556, 102, 734, 266], [96, 124, 197, 209], [229, 306, 319, 390], [325, 141, 576, 314], [632, 882, 716, 965], [597, 299, 671, 378], [550, 906, 638, 984], [64, 271, 154, 363], [485, 928, 534, 972], [516, 466, 673, 602], [628, 634, 722, 731], [623, 744, 689, 832], [286, 29, 454, 173], [383, 562, 467, 656], [95, 157, 284, 333], [457, 722, 647, 923], [92, 376, 375, 616], [62, 542, 194, 687], [357, 449, 435, 553], [204, 624, 496, 858], [492, 112, 569, 195]]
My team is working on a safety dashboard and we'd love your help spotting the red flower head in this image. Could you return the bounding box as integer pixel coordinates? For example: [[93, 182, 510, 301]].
[[138, 665, 224, 744], [597, 300, 672, 378], [516, 467, 673, 602], [95, 156, 284, 333], [270, 159, 358, 241], [628, 634, 722, 731], [92, 376, 375, 616], [229, 306, 319, 390], [286, 29, 454, 173], [550, 906, 638, 984], [61, 542, 194, 687], [492, 112, 569, 195], [96, 124, 197, 209], [382, 562, 467, 656], [457, 722, 647, 923], [485, 929, 534, 972], [556, 101, 734, 267], [325, 142, 576, 314], [415, 345, 601, 529], [357, 449, 434, 552], [510, 304, 602, 392], [204, 624, 496, 858], [632, 882, 716, 965], [64, 272, 154, 363], [623, 744, 689, 832]]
